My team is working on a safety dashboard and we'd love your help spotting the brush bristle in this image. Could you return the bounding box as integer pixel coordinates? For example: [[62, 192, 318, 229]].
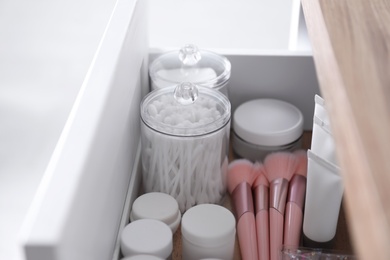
[[293, 150, 308, 177], [263, 152, 297, 182], [227, 159, 257, 193], [253, 162, 269, 187]]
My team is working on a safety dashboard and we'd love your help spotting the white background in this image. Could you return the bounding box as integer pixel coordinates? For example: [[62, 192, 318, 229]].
[[0, 0, 116, 259]]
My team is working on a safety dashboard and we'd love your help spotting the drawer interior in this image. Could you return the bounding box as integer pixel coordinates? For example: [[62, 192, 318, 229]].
[[19, 0, 325, 259]]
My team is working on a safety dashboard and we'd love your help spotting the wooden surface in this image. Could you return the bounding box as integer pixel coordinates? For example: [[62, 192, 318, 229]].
[[171, 131, 353, 259], [301, 1, 390, 260]]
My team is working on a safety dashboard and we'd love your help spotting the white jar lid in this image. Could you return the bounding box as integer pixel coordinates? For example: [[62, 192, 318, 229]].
[[233, 99, 304, 146], [121, 255, 164, 260], [120, 219, 172, 258], [130, 192, 181, 234], [181, 204, 236, 247]]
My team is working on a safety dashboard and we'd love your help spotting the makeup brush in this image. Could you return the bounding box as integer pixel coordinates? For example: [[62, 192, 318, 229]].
[[252, 162, 269, 260], [284, 150, 308, 247], [264, 152, 297, 260], [227, 159, 259, 260]]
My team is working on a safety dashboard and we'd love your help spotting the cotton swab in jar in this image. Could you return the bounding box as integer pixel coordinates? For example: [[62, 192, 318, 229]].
[[141, 84, 230, 212]]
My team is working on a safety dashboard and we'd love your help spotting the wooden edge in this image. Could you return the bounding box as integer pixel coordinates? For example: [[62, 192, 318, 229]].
[[301, 1, 390, 259]]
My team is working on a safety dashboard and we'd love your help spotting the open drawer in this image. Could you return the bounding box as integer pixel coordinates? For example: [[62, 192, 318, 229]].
[[19, 0, 321, 259]]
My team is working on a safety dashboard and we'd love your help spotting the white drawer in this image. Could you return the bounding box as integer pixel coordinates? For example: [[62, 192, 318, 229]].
[[19, 0, 319, 259]]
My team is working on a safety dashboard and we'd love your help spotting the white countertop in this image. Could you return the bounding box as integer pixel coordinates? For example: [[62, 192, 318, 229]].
[[0, 0, 116, 259]]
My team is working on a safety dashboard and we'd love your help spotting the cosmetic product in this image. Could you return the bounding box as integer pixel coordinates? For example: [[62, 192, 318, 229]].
[[227, 159, 259, 260], [284, 150, 308, 247], [280, 246, 356, 260], [314, 95, 330, 125], [303, 150, 343, 247], [311, 116, 338, 165], [311, 95, 338, 166], [130, 192, 181, 234], [120, 219, 172, 259], [252, 162, 269, 260], [232, 99, 304, 162], [149, 44, 231, 97], [121, 255, 164, 260], [181, 204, 236, 260], [264, 152, 297, 260], [140, 82, 231, 212]]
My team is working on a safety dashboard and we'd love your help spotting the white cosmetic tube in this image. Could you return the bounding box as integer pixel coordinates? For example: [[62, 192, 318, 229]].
[[303, 150, 343, 243]]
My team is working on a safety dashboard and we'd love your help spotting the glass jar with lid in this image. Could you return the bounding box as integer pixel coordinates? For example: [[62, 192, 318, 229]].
[[149, 44, 231, 97], [140, 82, 231, 212]]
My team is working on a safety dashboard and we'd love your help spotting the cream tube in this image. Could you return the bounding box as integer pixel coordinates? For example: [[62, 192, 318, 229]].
[[303, 150, 343, 244], [312, 116, 338, 166]]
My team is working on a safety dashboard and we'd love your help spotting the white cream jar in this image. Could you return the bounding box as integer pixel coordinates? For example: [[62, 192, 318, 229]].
[[232, 98, 304, 162], [130, 192, 181, 234], [120, 219, 172, 259], [181, 204, 236, 260]]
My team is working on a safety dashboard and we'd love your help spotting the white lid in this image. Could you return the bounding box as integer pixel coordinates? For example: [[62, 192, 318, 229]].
[[130, 192, 181, 233], [181, 204, 236, 247], [121, 255, 164, 260], [120, 219, 173, 258], [233, 99, 303, 146]]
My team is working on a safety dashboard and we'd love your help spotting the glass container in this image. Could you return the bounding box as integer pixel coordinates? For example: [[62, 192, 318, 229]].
[[140, 82, 231, 212], [149, 44, 231, 97]]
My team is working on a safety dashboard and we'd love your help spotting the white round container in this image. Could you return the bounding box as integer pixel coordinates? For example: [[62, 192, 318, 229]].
[[130, 192, 181, 234], [181, 204, 236, 260], [232, 98, 304, 162], [121, 255, 164, 260], [120, 219, 172, 259]]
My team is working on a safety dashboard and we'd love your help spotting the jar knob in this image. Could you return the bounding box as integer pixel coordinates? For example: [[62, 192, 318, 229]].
[[179, 44, 201, 66], [174, 82, 199, 105]]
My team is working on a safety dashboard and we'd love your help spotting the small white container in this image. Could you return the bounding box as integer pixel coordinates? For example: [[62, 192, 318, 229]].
[[130, 192, 181, 234], [121, 255, 164, 260], [120, 219, 173, 259], [181, 204, 236, 260], [232, 98, 304, 162]]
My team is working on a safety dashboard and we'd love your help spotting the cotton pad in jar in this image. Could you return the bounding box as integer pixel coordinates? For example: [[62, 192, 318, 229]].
[[149, 44, 231, 97]]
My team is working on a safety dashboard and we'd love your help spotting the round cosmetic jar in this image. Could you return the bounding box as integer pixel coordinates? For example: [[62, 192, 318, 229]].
[[121, 256, 164, 260], [140, 82, 231, 213], [120, 219, 172, 259], [149, 44, 231, 97], [232, 99, 304, 162], [130, 192, 181, 234], [181, 204, 236, 260]]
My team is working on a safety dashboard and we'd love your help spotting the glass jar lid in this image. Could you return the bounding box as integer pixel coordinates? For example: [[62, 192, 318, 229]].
[[140, 82, 231, 136], [149, 44, 231, 90]]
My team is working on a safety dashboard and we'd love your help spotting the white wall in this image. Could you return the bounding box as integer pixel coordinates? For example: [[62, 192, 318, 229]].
[[0, 0, 117, 259]]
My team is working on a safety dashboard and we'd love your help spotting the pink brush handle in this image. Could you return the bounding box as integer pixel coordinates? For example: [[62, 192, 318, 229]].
[[284, 202, 303, 247], [238, 211, 259, 260], [256, 210, 269, 260], [269, 207, 283, 260]]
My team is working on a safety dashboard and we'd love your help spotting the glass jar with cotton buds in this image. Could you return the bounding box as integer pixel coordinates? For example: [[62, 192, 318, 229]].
[[140, 82, 231, 213]]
